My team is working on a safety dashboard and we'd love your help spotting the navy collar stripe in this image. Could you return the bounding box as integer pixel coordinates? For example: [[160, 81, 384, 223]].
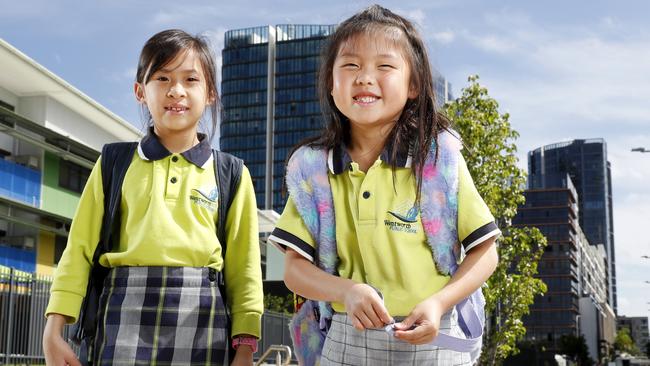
[[138, 127, 212, 168]]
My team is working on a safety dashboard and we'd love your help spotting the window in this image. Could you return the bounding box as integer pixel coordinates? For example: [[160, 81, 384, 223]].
[[59, 159, 91, 193], [54, 235, 67, 264]]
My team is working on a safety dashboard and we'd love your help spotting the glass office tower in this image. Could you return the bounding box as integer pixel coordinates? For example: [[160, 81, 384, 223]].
[[527, 139, 617, 314], [221, 25, 335, 212], [221, 24, 455, 213]]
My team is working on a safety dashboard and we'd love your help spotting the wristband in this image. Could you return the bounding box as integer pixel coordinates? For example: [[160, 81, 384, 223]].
[[232, 336, 258, 353]]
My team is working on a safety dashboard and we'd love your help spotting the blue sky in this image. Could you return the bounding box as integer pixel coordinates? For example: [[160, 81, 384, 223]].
[[1, 1, 649, 319]]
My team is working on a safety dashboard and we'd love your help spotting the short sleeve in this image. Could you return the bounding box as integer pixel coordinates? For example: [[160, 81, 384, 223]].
[[268, 196, 316, 262], [457, 155, 501, 252]]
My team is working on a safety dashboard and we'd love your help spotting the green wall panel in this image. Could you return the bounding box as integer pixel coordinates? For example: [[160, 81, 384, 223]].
[[40, 152, 81, 218]]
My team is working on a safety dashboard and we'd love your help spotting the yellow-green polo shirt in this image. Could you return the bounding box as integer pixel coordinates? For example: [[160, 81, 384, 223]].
[[269, 145, 499, 316], [46, 130, 263, 338]]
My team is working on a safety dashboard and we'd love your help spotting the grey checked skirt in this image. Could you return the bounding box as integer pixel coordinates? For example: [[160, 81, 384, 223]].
[[91, 266, 228, 366], [320, 311, 473, 366]]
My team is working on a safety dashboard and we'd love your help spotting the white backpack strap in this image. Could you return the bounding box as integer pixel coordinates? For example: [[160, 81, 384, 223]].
[[430, 297, 483, 352]]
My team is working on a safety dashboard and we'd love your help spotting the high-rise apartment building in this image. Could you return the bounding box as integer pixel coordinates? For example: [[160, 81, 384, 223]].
[[528, 139, 617, 313], [513, 173, 615, 360]]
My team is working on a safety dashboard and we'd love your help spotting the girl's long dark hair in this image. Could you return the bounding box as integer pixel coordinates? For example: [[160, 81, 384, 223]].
[[136, 29, 220, 141], [293, 4, 451, 203]]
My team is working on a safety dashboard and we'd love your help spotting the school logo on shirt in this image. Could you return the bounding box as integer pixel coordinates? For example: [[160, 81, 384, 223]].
[[190, 185, 218, 211], [385, 201, 419, 234]]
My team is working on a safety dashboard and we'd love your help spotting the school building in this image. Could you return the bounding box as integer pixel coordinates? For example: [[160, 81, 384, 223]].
[[0, 38, 142, 276]]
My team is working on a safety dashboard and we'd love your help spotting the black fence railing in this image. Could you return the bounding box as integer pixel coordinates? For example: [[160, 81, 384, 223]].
[[0, 266, 77, 365]]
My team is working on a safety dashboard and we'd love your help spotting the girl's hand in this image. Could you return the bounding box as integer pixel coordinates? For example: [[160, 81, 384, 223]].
[[393, 296, 445, 345], [43, 314, 81, 366], [343, 283, 393, 331], [231, 345, 254, 366]]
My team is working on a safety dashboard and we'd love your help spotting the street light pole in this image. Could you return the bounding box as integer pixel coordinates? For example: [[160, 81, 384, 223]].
[[631, 147, 650, 153]]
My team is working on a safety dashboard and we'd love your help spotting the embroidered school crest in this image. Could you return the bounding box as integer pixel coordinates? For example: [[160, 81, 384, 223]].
[[388, 201, 419, 223], [190, 185, 218, 211], [385, 201, 419, 234]]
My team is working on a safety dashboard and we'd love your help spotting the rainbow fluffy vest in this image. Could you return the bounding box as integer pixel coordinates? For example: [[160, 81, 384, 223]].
[[285, 130, 484, 365]]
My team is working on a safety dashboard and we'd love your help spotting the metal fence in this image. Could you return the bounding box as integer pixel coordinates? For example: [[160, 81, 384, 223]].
[[0, 266, 77, 365], [257, 311, 296, 362], [0, 266, 294, 365]]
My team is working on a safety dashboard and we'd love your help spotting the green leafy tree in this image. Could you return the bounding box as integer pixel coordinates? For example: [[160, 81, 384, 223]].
[[445, 75, 548, 365], [264, 293, 294, 315], [559, 334, 594, 366], [615, 328, 640, 355]]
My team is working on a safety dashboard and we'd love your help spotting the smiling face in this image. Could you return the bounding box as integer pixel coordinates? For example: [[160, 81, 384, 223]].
[[331, 31, 416, 133], [134, 50, 213, 136]]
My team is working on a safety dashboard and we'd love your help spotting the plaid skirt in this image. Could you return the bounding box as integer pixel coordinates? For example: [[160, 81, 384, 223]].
[[91, 267, 228, 366], [320, 311, 473, 366]]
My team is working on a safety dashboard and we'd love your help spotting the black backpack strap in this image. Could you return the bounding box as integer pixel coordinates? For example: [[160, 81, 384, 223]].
[[73, 142, 137, 348], [98, 142, 139, 258], [213, 149, 244, 268], [212, 149, 243, 365]]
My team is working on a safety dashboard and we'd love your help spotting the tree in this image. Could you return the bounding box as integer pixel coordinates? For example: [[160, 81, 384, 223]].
[[445, 75, 548, 365], [559, 334, 594, 366], [264, 293, 294, 314], [615, 328, 640, 355]]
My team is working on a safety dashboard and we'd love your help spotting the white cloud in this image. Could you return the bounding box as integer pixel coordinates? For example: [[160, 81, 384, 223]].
[[402, 9, 426, 27], [600, 16, 621, 30], [107, 67, 136, 84], [148, 6, 224, 28], [603, 17, 615, 27], [432, 30, 455, 44], [0, 0, 56, 20], [463, 31, 650, 133], [466, 33, 517, 53], [483, 8, 533, 30]]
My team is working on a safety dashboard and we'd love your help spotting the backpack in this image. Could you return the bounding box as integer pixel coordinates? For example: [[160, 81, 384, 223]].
[[71, 142, 243, 365], [285, 131, 486, 365]]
